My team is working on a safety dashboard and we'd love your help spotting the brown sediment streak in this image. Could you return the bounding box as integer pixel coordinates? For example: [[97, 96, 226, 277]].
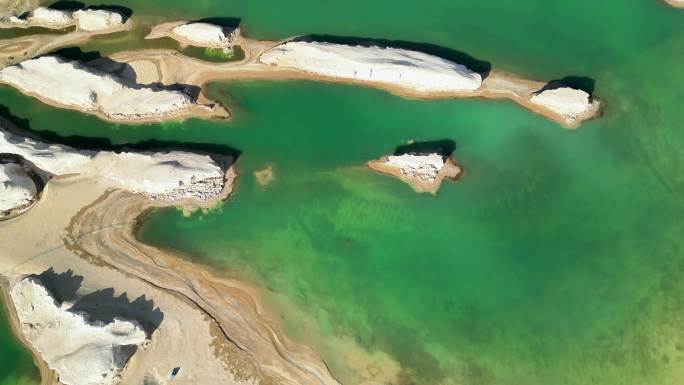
[[61, 175, 340, 385]]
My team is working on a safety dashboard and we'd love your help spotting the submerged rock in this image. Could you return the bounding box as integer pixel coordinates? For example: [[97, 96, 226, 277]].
[[171, 22, 239, 48], [10, 277, 147, 385], [530, 87, 592, 120], [73, 9, 123, 32], [0, 56, 196, 121], [259, 41, 482, 92], [0, 125, 228, 202], [0, 162, 37, 215]]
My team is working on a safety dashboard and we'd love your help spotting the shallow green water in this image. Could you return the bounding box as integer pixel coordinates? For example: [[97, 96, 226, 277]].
[[1, 0, 684, 384], [0, 301, 38, 385]]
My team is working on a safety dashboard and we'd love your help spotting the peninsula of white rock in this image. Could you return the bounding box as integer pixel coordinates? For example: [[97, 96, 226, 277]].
[[4, 6, 124, 31], [259, 41, 482, 93], [26, 6, 73, 28], [10, 277, 148, 385], [0, 56, 202, 122], [73, 9, 124, 32], [530, 87, 592, 122], [0, 162, 37, 216], [0, 125, 228, 202], [171, 22, 240, 48], [367, 152, 463, 194]]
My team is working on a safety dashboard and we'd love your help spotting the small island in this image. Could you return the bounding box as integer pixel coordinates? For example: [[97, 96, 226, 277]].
[[367, 141, 463, 194]]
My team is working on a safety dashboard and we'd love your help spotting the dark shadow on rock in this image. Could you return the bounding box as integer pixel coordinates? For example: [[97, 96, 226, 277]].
[[33, 268, 84, 304], [536, 76, 596, 101], [0, 104, 241, 167], [42, 48, 205, 102], [86, 4, 133, 21], [295, 35, 491, 79], [394, 139, 456, 157], [50, 46, 103, 62], [48, 1, 86, 11], [194, 17, 241, 29], [68, 288, 164, 335]]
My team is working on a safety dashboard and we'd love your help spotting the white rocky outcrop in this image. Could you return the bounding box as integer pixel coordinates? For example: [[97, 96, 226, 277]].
[[0, 56, 195, 121], [10, 277, 147, 385], [0, 163, 37, 214], [530, 87, 591, 119], [385, 153, 445, 182], [171, 22, 239, 48], [26, 7, 73, 28], [0, 126, 227, 202], [73, 9, 123, 32], [8, 15, 28, 25], [259, 41, 482, 92]]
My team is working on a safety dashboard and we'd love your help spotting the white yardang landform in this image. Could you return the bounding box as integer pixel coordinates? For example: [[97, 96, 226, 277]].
[[0, 163, 37, 213], [385, 153, 445, 182], [259, 41, 482, 92], [0, 126, 226, 202], [10, 277, 147, 385], [171, 22, 237, 47], [0, 56, 195, 121], [73, 9, 123, 32], [27, 7, 73, 27], [530, 87, 591, 119]]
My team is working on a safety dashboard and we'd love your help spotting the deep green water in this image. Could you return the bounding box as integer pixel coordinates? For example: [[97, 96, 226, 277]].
[[1, 1, 684, 384]]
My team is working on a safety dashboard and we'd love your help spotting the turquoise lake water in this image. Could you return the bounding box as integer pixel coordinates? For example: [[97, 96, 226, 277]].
[[1, 1, 684, 384]]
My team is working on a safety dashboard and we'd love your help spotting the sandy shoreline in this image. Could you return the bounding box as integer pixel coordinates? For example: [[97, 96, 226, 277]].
[[0, 159, 403, 384], [0, 282, 60, 385], [664, 0, 684, 8]]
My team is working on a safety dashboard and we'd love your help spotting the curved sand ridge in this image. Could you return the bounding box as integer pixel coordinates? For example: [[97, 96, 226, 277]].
[[0, 56, 226, 122], [10, 277, 148, 385], [0, 119, 343, 385]]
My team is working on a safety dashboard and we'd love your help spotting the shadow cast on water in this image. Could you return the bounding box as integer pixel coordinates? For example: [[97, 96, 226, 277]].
[[47, 1, 85, 11], [393, 139, 456, 157], [0, 105, 242, 165], [27, 268, 164, 336], [536, 76, 596, 101], [48, 1, 133, 22], [194, 17, 241, 29], [295, 35, 492, 78]]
